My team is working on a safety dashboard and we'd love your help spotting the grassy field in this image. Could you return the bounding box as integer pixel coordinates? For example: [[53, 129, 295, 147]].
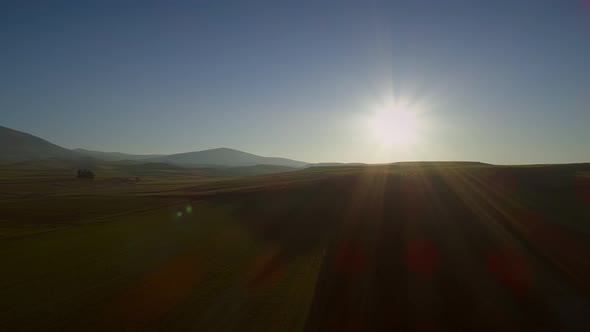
[[1, 163, 590, 331]]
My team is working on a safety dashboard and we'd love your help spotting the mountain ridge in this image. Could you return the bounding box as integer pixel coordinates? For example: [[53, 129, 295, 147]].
[[147, 147, 308, 168], [0, 125, 79, 162], [72, 148, 164, 161], [0, 125, 307, 168]]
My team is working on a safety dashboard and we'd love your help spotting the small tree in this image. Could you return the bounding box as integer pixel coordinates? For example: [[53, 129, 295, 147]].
[[77, 169, 95, 179]]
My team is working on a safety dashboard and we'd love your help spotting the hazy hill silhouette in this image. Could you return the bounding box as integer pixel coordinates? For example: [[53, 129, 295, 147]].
[[148, 147, 308, 167], [72, 148, 163, 161], [0, 126, 307, 168], [0, 126, 78, 162]]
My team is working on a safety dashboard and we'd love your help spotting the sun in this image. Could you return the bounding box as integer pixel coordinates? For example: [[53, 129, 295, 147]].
[[370, 106, 420, 147]]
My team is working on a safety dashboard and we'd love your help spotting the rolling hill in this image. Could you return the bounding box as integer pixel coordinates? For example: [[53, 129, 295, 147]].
[[0, 126, 79, 162], [147, 147, 308, 168], [0, 126, 307, 169], [72, 148, 164, 161]]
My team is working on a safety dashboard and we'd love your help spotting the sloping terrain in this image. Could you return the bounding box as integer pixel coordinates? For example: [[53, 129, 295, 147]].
[[72, 149, 164, 161], [0, 126, 78, 162], [148, 147, 308, 168], [0, 163, 589, 331], [0, 126, 307, 169]]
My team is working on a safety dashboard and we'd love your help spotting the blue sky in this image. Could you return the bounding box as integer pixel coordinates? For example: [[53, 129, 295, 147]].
[[2, 0, 589, 163]]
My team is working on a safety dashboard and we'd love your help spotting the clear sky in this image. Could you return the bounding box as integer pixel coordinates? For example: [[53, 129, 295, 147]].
[[2, 0, 589, 164]]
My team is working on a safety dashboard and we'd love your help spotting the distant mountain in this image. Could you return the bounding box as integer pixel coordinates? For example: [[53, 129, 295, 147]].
[[72, 148, 163, 161], [148, 148, 308, 168], [0, 126, 308, 168], [0, 126, 79, 162]]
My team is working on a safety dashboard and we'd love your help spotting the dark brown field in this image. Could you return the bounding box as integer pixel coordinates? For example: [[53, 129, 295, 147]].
[[1, 163, 590, 331]]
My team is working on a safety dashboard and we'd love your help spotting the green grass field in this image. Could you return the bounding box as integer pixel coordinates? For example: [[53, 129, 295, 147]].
[[1, 163, 590, 331]]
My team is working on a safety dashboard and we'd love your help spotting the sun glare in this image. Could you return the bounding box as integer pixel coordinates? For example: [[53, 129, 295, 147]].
[[370, 106, 420, 147]]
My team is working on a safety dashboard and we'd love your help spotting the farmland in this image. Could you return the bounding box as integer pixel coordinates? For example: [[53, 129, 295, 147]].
[[1, 163, 590, 331]]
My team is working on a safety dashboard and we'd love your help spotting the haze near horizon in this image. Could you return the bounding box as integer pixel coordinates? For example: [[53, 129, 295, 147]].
[[3, 3, 590, 331], [2, 0, 590, 164]]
